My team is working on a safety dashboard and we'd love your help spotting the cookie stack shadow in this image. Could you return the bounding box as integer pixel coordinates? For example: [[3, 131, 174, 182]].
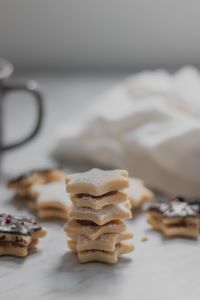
[[64, 169, 134, 263]]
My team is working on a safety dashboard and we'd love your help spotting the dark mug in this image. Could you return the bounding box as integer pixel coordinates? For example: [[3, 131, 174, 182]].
[[0, 58, 43, 168]]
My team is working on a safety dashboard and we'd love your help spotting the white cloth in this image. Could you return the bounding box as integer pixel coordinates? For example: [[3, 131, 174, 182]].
[[54, 67, 200, 198]]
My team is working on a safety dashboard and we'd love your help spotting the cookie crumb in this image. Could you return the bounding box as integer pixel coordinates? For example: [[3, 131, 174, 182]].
[[141, 236, 149, 242]]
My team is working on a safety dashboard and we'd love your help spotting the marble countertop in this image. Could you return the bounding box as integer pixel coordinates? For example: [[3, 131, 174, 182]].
[[0, 72, 200, 300]]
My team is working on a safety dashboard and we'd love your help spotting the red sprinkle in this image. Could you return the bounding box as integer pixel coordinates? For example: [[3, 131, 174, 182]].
[[31, 219, 37, 225]]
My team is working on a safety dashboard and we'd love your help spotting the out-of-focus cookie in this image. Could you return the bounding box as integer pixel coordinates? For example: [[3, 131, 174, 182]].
[[68, 241, 134, 263], [126, 178, 154, 210], [69, 204, 132, 226], [147, 197, 200, 239], [33, 182, 71, 220], [66, 168, 129, 196], [124, 199, 132, 210], [71, 191, 127, 210], [7, 168, 64, 199], [64, 219, 127, 240], [7, 168, 64, 188], [0, 214, 47, 257]]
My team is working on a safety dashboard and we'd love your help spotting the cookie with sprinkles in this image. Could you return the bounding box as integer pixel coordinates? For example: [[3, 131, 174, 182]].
[[147, 197, 200, 238], [0, 214, 47, 257]]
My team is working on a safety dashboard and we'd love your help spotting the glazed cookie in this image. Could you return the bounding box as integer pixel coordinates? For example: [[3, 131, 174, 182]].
[[66, 168, 129, 196], [147, 197, 200, 238], [69, 204, 132, 226], [0, 214, 47, 257], [126, 178, 154, 210], [34, 182, 71, 220]]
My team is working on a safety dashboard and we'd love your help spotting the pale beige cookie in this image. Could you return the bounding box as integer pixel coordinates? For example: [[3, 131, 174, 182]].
[[71, 191, 127, 210], [0, 231, 31, 244], [147, 197, 200, 239], [14, 187, 39, 200], [147, 210, 163, 231], [7, 168, 64, 200], [38, 209, 69, 220], [148, 212, 199, 238], [41, 169, 64, 184], [69, 231, 133, 252], [126, 178, 154, 210], [68, 239, 78, 253], [28, 239, 39, 249], [0, 214, 47, 257], [68, 242, 134, 263], [34, 182, 71, 220], [31, 228, 47, 239], [124, 199, 132, 210], [162, 216, 199, 238], [69, 204, 132, 225], [64, 219, 127, 240], [66, 168, 129, 196], [162, 222, 199, 238], [0, 246, 28, 257], [7, 168, 64, 188], [28, 200, 38, 211]]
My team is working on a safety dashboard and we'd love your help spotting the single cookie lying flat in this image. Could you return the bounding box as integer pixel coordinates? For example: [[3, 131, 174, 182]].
[[64, 219, 127, 240], [66, 168, 129, 196], [0, 214, 47, 257], [68, 241, 134, 263], [71, 191, 127, 210], [126, 178, 154, 210], [69, 204, 132, 225], [34, 182, 71, 220], [7, 168, 64, 199], [68, 231, 133, 252], [147, 197, 200, 238]]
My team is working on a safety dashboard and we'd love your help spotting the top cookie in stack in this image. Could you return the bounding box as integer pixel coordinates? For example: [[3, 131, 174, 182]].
[[65, 168, 134, 263]]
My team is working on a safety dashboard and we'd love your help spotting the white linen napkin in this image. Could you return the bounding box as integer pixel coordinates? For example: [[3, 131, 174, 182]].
[[54, 67, 200, 198]]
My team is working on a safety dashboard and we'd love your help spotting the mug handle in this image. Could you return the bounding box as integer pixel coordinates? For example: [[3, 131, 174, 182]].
[[1, 80, 43, 151]]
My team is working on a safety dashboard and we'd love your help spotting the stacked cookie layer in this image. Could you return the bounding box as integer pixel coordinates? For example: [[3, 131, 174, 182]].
[[64, 168, 134, 263]]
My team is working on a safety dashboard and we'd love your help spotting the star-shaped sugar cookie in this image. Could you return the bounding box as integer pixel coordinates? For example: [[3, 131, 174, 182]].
[[68, 241, 134, 263], [66, 168, 129, 196], [69, 204, 132, 225], [126, 178, 154, 210], [64, 219, 127, 240]]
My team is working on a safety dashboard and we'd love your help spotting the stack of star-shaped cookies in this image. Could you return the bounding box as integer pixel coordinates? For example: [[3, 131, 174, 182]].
[[64, 168, 134, 263]]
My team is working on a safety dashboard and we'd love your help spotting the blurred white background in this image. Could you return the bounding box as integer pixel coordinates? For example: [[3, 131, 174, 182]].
[[0, 0, 200, 70]]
